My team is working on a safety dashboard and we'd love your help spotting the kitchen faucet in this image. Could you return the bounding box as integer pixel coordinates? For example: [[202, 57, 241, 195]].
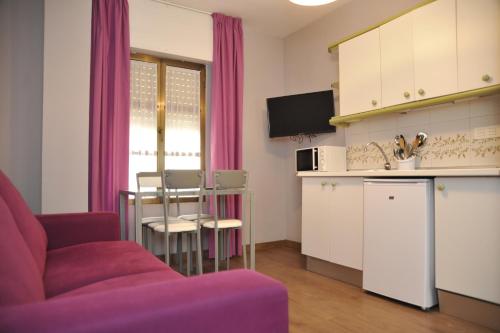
[[365, 142, 391, 170]]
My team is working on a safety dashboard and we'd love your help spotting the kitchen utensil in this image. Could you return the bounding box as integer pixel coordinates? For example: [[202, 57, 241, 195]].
[[393, 148, 401, 160], [397, 148, 405, 160], [394, 135, 402, 151], [416, 132, 428, 148], [398, 135, 409, 159], [409, 137, 420, 156]]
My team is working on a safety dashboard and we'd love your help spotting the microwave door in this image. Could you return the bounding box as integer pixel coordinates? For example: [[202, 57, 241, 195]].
[[296, 149, 317, 171]]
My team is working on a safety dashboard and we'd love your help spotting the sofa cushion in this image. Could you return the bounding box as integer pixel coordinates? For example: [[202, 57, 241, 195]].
[[44, 241, 170, 297], [0, 171, 47, 274], [0, 197, 45, 306], [54, 269, 183, 299]]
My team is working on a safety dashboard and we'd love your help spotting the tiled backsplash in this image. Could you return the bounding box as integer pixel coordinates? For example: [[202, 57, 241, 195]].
[[345, 94, 500, 170]]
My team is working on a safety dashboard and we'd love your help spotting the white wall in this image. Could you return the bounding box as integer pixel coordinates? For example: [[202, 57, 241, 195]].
[[0, 0, 44, 213], [242, 26, 287, 243], [283, 0, 422, 241], [42, 0, 91, 213], [41, 0, 287, 244], [42, 0, 213, 213], [129, 0, 212, 63]]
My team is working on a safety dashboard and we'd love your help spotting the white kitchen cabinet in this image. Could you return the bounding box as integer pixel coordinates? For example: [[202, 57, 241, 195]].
[[457, 0, 500, 91], [339, 29, 381, 116], [412, 0, 457, 100], [434, 177, 500, 305], [380, 14, 415, 107], [301, 177, 333, 262], [301, 177, 363, 270]]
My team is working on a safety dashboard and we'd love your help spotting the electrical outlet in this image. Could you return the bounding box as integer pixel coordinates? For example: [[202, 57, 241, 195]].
[[473, 125, 500, 140]]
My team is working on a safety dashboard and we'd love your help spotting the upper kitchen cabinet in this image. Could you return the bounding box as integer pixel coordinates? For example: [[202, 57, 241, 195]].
[[339, 28, 381, 116], [380, 14, 415, 108], [412, 0, 457, 101], [457, 0, 500, 91]]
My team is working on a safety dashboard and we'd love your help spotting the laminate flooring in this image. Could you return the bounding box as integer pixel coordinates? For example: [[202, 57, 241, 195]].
[[221, 244, 495, 333]]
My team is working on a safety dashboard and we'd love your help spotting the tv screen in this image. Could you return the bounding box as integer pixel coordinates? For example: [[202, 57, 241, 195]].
[[267, 90, 336, 138]]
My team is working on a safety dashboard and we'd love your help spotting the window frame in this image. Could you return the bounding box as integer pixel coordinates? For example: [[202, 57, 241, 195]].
[[130, 53, 206, 204]]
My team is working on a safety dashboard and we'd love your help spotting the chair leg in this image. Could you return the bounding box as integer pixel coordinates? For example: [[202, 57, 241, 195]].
[[186, 233, 192, 276], [241, 227, 247, 269], [196, 228, 203, 275], [164, 231, 170, 265], [214, 229, 219, 273], [177, 233, 183, 274], [226, 229, 230, 270]]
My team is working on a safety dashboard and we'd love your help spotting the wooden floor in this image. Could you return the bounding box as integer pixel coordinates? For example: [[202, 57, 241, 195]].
[[224, 245, 494, 333]]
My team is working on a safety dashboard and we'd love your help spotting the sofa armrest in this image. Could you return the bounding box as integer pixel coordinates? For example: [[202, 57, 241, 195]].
[[36, 212, 120, 250], [0, 269, 288, 333]]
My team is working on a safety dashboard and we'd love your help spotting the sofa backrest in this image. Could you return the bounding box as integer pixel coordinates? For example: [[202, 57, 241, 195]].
[[0, 196, 45, 306], [0, 171, 47, 275]]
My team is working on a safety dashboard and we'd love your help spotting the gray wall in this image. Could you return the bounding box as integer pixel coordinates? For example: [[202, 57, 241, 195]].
[[0, 0, 44, 212]]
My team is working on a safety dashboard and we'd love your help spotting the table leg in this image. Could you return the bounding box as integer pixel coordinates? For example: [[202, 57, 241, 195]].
[[135, 193, 143, 246], [119, 192, 126, 241], [250, 191, 255, 270]]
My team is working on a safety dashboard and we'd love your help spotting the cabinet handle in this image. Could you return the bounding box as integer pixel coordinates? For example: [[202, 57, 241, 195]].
[[482, 74, 491, 82], [436, 184, 445, 191], [321, 181, 328, 188], [418, 89, 425, 96], [371, 100, 378, 107], [404, 91, 410, 98], [330, 182, 337, 189]]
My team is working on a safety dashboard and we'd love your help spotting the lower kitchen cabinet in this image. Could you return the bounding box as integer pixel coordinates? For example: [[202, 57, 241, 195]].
[[301, 177, 363, 270], [435, 177, 500, 305]]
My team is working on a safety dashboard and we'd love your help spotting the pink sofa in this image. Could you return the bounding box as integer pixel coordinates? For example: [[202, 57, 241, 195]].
[[0, 171, 288, 332]]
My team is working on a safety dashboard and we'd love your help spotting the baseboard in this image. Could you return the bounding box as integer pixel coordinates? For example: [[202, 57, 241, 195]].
[[306, 256, 362, 288], [438, 290, 500, 331], [246, 240, 301, 251]]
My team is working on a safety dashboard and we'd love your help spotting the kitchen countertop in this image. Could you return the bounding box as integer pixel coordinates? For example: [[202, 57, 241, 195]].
[[297, 167, 500, 177]]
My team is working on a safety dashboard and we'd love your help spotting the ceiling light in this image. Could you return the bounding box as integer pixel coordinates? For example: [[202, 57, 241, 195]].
[[289, 0, 337, 6]]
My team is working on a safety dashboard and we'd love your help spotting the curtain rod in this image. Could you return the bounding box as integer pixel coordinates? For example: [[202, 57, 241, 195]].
[[151, 0, 212, 16]]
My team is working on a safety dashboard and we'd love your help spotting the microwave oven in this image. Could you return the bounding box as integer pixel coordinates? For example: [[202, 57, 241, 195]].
[[296, 146, 346, 172]]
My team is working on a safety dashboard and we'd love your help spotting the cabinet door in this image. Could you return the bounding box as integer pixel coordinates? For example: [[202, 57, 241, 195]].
[[435, 177, 500, 304], [380, 14, 415, 107], [457, 0, 500, 91], [301, 177, 332, 261], [339, 28, 381, 116], [330, 177, 364, 270], [413, 0, 457, 100]]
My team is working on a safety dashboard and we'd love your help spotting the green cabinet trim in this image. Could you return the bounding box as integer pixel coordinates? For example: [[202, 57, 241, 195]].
[[329, 84, 500, 127]]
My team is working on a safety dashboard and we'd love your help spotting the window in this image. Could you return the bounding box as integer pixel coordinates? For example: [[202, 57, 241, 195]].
[[129, 54, 206, 192]]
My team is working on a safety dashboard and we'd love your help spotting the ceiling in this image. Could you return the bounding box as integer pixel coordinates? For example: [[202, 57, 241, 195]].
[[166, 0, 352, 38]]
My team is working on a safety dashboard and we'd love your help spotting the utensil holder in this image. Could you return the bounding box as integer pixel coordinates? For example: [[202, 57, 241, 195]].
[[397, 156, 416, 170]]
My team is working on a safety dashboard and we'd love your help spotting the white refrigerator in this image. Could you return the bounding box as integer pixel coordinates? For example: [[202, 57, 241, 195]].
[[363, 179, 437, 310]]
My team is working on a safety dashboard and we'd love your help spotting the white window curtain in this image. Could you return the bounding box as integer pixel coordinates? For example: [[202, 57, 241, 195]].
[[164, 66, 201, 170], [129, 60, 158, 191]]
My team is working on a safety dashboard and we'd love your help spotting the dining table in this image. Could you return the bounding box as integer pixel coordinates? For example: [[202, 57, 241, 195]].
[[118, 187, 256, 270]]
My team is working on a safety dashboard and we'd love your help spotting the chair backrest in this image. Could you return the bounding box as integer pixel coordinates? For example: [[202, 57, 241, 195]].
[[161, 170, 205, 218], [213, 170, 248, 191], [163, 170, 204, 190], [136, 171, 162, 191]]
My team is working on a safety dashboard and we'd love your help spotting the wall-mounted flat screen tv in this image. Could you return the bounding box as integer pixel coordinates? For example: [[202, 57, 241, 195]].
[[267, 90, 336, 138]]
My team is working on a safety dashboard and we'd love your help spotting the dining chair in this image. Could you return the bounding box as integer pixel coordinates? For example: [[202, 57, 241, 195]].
[[135, 172, 170, 250], [202, 170, 249, 272], [154, 169, 205, 275]]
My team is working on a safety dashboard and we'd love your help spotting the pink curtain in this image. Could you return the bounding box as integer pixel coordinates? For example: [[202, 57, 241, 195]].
[[209, 13, 244, 257], [88, 0, 130, 212]]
